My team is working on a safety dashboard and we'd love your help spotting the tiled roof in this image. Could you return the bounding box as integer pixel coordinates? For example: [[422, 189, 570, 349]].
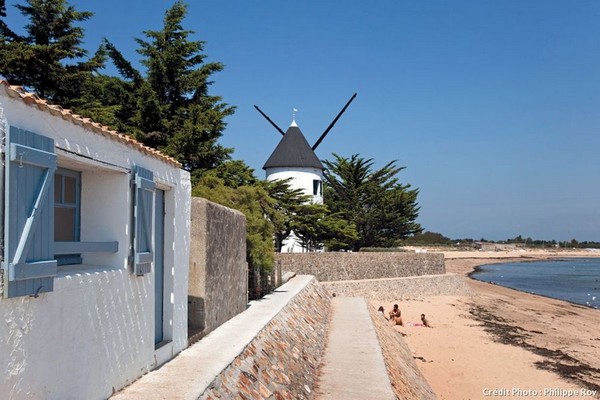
[[263, 125, 324, 170], [0, 80, 181, 167]]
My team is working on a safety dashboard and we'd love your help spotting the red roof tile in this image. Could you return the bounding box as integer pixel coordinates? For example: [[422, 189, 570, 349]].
[[0, 80, 182, 168]]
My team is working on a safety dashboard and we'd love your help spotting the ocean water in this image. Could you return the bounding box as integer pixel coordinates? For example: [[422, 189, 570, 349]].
[[471, 258, 600, 309]]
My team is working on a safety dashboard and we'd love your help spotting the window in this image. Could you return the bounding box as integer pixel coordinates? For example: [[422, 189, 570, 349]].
[[54, 168, 82, 265], [313, 179, 322, 196], [5, 127, 119, 298]]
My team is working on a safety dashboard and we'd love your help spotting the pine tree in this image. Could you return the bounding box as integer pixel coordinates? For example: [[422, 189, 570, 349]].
[[324, 153, 422, 251], [127, 0, 234, 173], [0, 0, 104, 105]]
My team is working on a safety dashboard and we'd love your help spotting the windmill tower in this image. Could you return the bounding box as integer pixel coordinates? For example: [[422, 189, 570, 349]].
[[256, 93, 357, 252]]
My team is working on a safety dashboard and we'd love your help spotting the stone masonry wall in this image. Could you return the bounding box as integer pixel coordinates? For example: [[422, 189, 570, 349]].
[[275, 252, 445, 282], [368, 304, 437, 399], [189, 197, 248, 338], [200, 278, 330, 400], [321, 274, 474, 302]]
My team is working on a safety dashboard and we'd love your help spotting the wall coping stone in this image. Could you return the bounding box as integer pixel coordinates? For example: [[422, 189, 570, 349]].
[[112, 275, 317, 400]]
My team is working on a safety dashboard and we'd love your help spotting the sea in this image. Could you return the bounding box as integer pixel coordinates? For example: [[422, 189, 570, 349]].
[[471, 258, 600, 309]]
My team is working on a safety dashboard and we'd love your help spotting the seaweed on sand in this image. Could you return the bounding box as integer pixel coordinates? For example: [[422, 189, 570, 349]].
[[469, 305, 600, 393]]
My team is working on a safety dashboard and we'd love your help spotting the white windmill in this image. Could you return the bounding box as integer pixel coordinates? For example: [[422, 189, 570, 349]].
[[255, 93, 357, 252]]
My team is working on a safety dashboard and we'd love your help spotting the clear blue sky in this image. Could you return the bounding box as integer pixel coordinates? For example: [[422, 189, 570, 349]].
[[4, 0, 600, 242]]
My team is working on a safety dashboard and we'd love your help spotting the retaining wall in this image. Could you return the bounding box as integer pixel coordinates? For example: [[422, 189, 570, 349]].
[[188, 197, 248, 339], [368, 304, 437, 399], [275, 252, 445, 282], [112, 276, 330, 400], [200, 277, 330, 400], [321, 274, 474, 301]]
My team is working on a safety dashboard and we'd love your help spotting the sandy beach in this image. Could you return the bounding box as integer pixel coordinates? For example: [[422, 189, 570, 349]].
[[382, 250, 600, 400]]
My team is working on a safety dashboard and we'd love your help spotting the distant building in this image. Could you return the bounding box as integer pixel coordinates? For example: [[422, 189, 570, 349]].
[[263, 120, 324, 252], [473, 242, 520, 251], [257, 94, 356, 252]]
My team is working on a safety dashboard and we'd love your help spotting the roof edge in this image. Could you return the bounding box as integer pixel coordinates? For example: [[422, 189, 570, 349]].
[[0, 80, 182, 168]]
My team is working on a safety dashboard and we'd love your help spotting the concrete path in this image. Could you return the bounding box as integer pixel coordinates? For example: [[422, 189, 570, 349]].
[[314, 297, 396, 400]]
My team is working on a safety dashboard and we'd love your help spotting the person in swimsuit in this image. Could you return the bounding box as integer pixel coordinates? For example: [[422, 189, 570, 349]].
[[389, 304, 403, 326], [421, 313, 432, 328]]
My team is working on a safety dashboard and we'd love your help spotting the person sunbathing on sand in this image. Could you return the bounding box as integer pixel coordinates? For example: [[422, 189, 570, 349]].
[[389, 304, 403, 326], [378, 306, 388, 319], [421, 313, 432, 328]]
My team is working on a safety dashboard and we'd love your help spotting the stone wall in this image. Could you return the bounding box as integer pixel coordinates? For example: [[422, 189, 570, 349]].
[[275, 252, 445, 282], [321, 274, 474, 302], [368, 303, 437, 399], [199, 278, 330, 400], [189, 197, 248, 338]]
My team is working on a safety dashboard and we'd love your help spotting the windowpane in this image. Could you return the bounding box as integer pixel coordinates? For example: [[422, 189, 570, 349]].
[[55, 207, 76, 241], [64, 176, 77, 204], [54, 175, 62, 203]]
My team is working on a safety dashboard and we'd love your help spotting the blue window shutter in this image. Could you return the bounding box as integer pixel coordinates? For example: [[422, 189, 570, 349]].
[[4, 127, 58, 298], [133, 166, 155, 276]]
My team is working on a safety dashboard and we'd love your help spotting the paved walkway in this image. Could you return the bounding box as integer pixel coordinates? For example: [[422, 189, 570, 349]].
[[314, 297, 396, 400]]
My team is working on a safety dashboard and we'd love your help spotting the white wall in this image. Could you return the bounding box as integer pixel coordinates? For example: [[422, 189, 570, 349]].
[[0, 91, 191, 399], [265, 167, 323, 252], [265, 167, 323, 204]]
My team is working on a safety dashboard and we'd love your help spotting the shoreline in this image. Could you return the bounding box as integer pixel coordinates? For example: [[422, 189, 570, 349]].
[[383, 250, 600, 399], [467, 259, 600, 311]]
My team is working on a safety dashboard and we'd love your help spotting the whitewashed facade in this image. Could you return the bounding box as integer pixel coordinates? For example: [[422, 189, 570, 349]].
[[266, 167, 323, 253], [263, 122, 324, 253], [265, 167, 323, 205], [0, 82, 191, 400]]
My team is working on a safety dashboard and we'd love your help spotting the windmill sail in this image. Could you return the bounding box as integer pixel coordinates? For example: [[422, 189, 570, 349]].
[[253, 105, 285, 136], [311, 93, 357, 150]]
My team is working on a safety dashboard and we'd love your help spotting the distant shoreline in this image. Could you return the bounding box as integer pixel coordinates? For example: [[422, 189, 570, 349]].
[[468, 258, 600, 311]]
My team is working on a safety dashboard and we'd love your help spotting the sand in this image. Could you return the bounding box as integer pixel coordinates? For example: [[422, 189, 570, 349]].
[[383, 250, 600, 400]]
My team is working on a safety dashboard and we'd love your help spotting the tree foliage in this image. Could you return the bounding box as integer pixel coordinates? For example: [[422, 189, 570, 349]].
[[0, 0, 233, 178], [263, 178, 357, 252], [401, 231, 452, 246], [193, 174, 275, 276], [323, 153, 422, 251], [263, 178, 310, 252], [0, 0, 105, 105], [293, 207, 358, 251], [102, 1, 235, 175]]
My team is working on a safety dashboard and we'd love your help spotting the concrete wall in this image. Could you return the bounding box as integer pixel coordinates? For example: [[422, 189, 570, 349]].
[[188, 198, 248, 339], [368, 303, 437, 399], [0, 86, 191, 399], [275, 252, 446, 281]]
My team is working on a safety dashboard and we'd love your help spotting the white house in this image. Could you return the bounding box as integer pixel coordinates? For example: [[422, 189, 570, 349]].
[[263, 120, 324, 252], [0, 81, 191, 400]]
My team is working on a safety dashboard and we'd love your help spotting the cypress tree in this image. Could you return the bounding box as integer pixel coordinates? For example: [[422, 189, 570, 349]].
[[131, 0, 235, 173], [0, 0, 104, 105], [324, 154, 422, 251]]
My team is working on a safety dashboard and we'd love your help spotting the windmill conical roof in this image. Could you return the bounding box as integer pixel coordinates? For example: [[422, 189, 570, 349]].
[[263, 125, 324, 170]]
